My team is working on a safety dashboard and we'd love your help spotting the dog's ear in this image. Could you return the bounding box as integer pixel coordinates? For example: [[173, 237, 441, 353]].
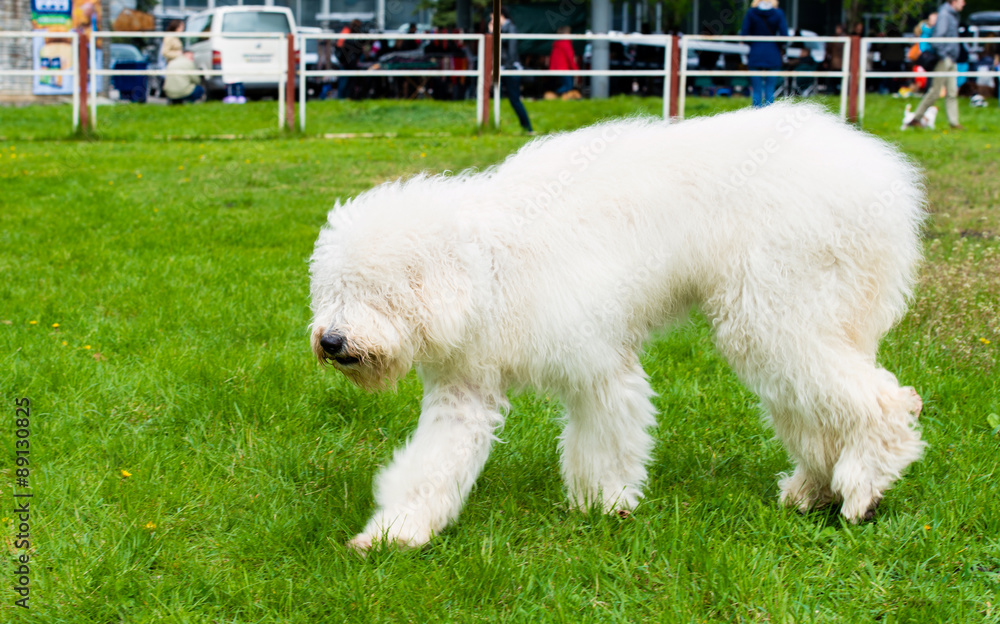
[[409, 260, 473, 356]]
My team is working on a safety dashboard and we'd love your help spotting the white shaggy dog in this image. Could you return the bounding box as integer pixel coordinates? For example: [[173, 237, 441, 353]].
[[310, 103, 926, 551]]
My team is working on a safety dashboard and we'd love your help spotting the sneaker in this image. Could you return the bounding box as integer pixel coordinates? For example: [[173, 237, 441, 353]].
[[222, 95, 237, 104], [949, 124, 966, 131], [236, 96, 247, 104]]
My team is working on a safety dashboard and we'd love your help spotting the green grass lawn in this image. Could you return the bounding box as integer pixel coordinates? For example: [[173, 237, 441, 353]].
[[1, 96, 998, 623]]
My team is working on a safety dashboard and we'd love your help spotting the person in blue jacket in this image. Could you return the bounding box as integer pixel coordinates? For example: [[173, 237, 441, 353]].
[[740, 0, 788, 107]]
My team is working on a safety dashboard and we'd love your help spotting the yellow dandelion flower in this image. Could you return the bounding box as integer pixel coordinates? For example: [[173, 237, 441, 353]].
[[924, 524, 931, 530], [154, 208, 159, 213], [29, 320, 37, 325], [61, 341, 67, 346], [10, 154, 16, 159], [121, 469, 132, 477], [109, 180, 114, 185], [137, 173, 142, 179], [981, 338, 992, 345], [84, 345, 91, 349], [144, 521, 156, 530], [245, 158, 251, 164], [178, 165, 185, 170], [52, 323, 59, 328], [420, 152, 426, 158]]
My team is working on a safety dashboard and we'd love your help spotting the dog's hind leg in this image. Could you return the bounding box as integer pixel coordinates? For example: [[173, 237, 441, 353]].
[[348, 382, 503, 552], [827, 374, 924, 521], [559, 358, 658, 514], [752, 346, 924, 522]]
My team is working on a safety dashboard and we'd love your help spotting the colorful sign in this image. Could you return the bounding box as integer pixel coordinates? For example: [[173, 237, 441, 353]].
[[31, 0, 73, 29], [31, 0, 103, 95], [32, 0, 74, 95]]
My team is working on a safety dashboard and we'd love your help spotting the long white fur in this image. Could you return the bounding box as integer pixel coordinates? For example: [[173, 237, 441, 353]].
[[309, 103, 926, 551]]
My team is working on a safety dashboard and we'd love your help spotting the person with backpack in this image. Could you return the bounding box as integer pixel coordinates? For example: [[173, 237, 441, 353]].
[[740, 0, 788, 108]]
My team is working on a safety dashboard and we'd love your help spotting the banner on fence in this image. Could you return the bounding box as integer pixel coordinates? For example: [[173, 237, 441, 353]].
[[31, 0, 102, 95]]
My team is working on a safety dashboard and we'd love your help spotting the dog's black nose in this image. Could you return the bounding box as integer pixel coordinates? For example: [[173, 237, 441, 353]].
[[320, 332, 345, 356]]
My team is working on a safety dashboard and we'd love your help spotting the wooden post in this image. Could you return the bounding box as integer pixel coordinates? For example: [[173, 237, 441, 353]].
[[669, 35, 680, 118], [847, 35, 860, 123], [286, 33, 295, 131], [482, 33, 493, 127], [79, 33, 89, 132]]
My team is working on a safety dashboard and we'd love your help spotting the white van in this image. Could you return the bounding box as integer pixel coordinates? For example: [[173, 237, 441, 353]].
[[185, 6, 297, 99]]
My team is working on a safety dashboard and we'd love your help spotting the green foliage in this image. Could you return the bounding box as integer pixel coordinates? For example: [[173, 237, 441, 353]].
[[882, 0, 932, 32], [0, 96, 998, 622]]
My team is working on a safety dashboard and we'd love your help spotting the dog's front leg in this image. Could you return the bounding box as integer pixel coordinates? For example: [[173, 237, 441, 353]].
[[348, 383, 502, 552]]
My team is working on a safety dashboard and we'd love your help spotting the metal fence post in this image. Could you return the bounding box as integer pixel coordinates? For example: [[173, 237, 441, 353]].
[[286, 33, 295, 131], [71, 32, 80, 133], [677, 36, 687, 120], [299, 32, 307, 132], [482, 34, 493, 128], [669, 35, 680, 119], [79, 33, 90, 132], [660, 35, 671, 120], [847, 35, 860, 123], [858, 38, 869, 126], [475, 34, 485, 127], [839, 35, 851, 121], [89, 33, 97, 129]]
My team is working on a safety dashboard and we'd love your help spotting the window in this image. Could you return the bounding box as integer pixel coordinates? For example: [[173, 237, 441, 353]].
[[185, 14, 212, 33], [221, 11, 292, 34]]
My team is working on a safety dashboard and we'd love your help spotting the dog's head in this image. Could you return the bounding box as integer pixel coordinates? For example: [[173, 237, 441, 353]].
[[309, 180, 476, 390], [310, 297, 416, 391]]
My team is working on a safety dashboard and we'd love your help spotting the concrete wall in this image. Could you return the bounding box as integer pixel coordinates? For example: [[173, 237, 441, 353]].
[[0, 0, 33, 96]]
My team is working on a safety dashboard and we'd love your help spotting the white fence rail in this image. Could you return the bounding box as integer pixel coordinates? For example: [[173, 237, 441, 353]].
[[7, 30, 1000, 134], [297, 32, 485, 131], [857, 36, 1000, 126], [0, 31, 80, 131], [500, 33, 674, 124], [88, 31, 289, 130], [680, 35, 852, 121]]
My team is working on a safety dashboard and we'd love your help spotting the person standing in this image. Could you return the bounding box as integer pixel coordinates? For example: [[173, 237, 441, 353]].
[[740, 0, 788, 108], [908, 0, 966, 130], [916, 11, 938, 56], [336, 19, 364, 100], [489, 8, 533, 133], [824, 23, 845, 94], [549, 25, 579, 99]]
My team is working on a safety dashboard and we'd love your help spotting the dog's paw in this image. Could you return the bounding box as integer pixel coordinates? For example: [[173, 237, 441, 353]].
[[778, 468, 831, 513], [348, 511, 433, 553], [841, 496, 881, 524], [900, 386, 922, 418], [346, 531, 425, 554], [346, 533, 375, 555]]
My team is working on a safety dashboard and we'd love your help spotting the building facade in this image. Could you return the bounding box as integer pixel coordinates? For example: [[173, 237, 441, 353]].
[[1, 1, 33, 96]]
